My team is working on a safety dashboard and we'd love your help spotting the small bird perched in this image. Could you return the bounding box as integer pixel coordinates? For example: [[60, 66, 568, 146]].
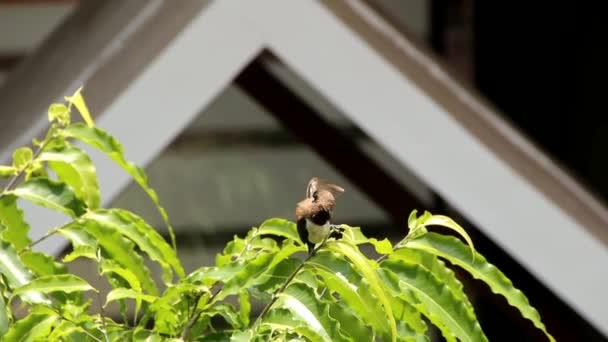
[[295, 177, 345, 255]]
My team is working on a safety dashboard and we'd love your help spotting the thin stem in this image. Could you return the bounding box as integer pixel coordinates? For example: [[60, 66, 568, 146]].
[[96, 289, 110, 342], [252, 236, 329, 331], [21, 229, 59, 253], [49, 308, 103, 342], [181, 286, 221, 341]]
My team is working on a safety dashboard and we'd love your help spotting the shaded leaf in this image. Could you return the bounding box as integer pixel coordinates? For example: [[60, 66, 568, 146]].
[[380, 259, 487, 342], [61, 123, 176, 249], [40, 144, 100, 209], [0, 195, 31, 251], [239, 290, 251, 327], [0, 241, 47, 304], [0, 282, 9, 336], [2, 313, 58, 341], [405, 233, 554, 341], [9, 178, 87, 217]]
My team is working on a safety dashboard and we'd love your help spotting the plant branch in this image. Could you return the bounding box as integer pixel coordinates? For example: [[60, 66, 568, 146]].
[[251, 236, 329, 331], [21, 228, 59, 253], [180, 284, 222, 341], [1, 142, 47, 196]]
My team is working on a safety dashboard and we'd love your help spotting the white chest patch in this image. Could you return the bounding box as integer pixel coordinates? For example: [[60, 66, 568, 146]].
[[305, 219, 330, 244]]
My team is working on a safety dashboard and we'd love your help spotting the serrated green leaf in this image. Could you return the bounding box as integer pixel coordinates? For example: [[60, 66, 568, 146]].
[[12, 147, 33, 170], [46, 320, 81, 341], [379, 259, 487, 342], [105, 288, 157, 307], [2, 313, 58, 341], [62, 245, 98, 262], [60, 123, 176, 249], [307, 251, 387, 337], [239, 290, 251, 327], [263, 308, 323, 342], [48, 103, 70, 126], [391, 247, 476, 320], [20, 250, 66, 276], [40, 144, 100, 209], [100, 259, 144, 321], [0, 241, 47, 304], [9, 178, 87, 217], [0, 195, 31, 251], [257, 218, 301, 243], [0, 284, 9, 336], [12, 274, 96, 301], [84, 209, 184, 282], [391, 296, 428, 337], [325, 241, 397, 341], [405, 233, 554, 341], [65, 221, 158, 295], [414, 213, 475, 260], [341, 226, 393, 255], [0, 165, 16, 177], [64, 87, 94, 127], [275, 282, 349, 342]]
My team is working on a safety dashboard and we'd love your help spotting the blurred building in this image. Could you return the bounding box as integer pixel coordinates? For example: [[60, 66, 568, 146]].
[[0, 1, 604, 341]]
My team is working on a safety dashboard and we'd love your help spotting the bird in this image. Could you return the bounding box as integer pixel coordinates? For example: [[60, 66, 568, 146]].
[[295, 177, 345, 255]]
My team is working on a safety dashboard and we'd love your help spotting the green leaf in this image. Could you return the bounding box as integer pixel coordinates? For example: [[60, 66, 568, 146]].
[[9, 178, 87, 217], [325, 241, 397, 341], [405, 233, 555, 341], [391, 247, 476, 319], [391, 296, 428, 337], [64, 87, 94, 127], [413, 213, 475, 260], [100, 259, 144, 320], [12, 274, 96, 301], [307, 251, 388, 337], [2, 313, 58, 341], [239, 290, 251, 327], [84, 209, 184, 282], [257, 218, 301, 243], [12, 147, 33, 170], [60, 123, 176, 249], [275, 282, 347, 342], [263, 308, 324, 342], [105, 288, 157, 307], [48, 103, 70, 126], [0, 165, 16, 177], [0, 283, 9, 336], [380, 259, 487, 342], [62, 245, 98, 263], [20, 250, 66, 276], [341, 225, 393, 255], [0, 241, 47, 304], [0, 195, 31, 251], [40, 144, 100, 209], [64, 221, 158, 295]]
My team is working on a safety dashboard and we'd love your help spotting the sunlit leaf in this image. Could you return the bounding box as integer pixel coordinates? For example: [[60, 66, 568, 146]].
[[0, 195, 31, 251], [62, 245, 98, 263], [20, 251, 66, 276], [405, 233, 554, 341], [105, 288, 157, 307], [84, 209, 184, 282], [40, 144, 100, 209], [12, 147, 33, 170], [341, 225, 393, 255], [60, 123, 176, 249], [9, 178, 87, 217], [12, 274, 96, 301], [413, 212, 474, 260], [257, 218, 301, 243], [64, 87, 94, 127], [239, 290, 251, 327], [48, 103, 70, 126], [380, 259, 487, 342], [0, 282, 9, 336], [325, 241, 397, 341], [66, 221, 158, 295], [0, 165, 16, 177]]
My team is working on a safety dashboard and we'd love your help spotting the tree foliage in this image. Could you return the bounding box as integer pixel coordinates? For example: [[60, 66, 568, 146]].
[[0, 90, 554, 341]]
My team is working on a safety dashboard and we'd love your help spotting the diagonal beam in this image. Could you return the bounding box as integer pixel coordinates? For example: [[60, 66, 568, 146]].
[[235, 58, 425, 223]]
